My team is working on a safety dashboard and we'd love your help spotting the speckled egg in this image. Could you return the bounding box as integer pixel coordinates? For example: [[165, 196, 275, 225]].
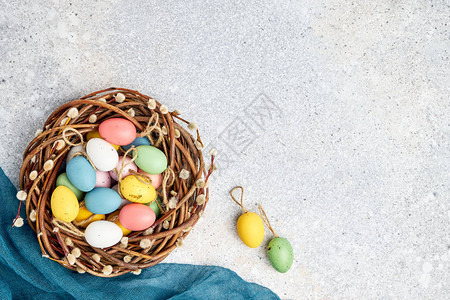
[[51, 186, 79, 222], [84, 220, 123, 248], [267, 237, 294, 273], [120, 175, 156, 203], [86, 138, 119, 172], [95, 170, 112, 188]]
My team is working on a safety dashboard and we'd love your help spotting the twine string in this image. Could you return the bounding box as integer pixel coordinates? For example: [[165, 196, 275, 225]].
[[62, 127, 84, 147], [62, 127, 99, 171], [257, 204, 278, 238], [139, 113, 164, 146], [71, 149, 98, 172], [72, 201, 96, 227], [52, 219, 85, 237], [229, 186, 248, 213], [117, 146, 138, 197], [128, 169, 153, 186]]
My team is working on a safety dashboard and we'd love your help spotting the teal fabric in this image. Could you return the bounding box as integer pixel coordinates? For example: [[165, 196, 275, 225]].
[[0, 168, 279, 300]]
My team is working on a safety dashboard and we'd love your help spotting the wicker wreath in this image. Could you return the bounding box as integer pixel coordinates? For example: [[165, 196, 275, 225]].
[[15, 88, 215, 277]]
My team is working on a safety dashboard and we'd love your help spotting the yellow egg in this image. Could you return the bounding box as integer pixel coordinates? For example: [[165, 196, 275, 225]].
[[51, 186, 79, 222], [237, 212, 265, 248], [120, 175, 156, 204], [86, 130, 120, 150], [107, 211, 132, 236], [74, 207, 105, 228]]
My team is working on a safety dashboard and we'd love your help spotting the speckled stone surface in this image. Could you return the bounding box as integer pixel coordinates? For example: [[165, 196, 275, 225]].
[[0, 1, 449, 299]]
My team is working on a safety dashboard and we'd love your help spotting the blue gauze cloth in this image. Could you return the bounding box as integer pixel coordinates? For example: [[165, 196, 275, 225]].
[[0, 168, 279, 300]]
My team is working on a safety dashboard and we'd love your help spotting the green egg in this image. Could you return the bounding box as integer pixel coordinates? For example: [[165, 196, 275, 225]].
[[267, 237, 293, 273], [146, 197, 162, 217], [134, 145, 167, 175], [56, 173, 84, 200]]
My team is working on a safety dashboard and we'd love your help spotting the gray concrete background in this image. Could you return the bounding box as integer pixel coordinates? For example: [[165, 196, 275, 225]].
[[1, 0, 449, 299]]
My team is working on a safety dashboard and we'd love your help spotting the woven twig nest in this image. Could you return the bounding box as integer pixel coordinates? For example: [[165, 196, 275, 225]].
[[17, 88, 214, 277]]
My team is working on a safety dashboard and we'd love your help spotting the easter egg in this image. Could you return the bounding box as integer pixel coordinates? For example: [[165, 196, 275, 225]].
[[138, 168, 163, 189], [120, 175, 156, 203], [107, 211, 132, 236], [84, 220, 123, 248], [66, 156, 96, 192], [95, 170, 111, 188], [119, 203, 156, 231], [122, 136, 151, 151], [66, 145, 84, 164], [99, 118, 136, 146], [51, 186, 79, 222], [267, 237, 294, 273], [236, 212, 265, 248], [56, 173, 84, 200], [86, 138, 119, 172], [109, 156, 137, 181], [74, 207, 105, 228], [134, 145, 167, 175], [87, 130, 120, 150], [85, 187, 121, 214], [147, 197, 162, 217]]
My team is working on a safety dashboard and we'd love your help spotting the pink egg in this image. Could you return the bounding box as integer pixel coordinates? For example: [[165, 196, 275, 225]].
[[119, 203, 156, 231], [138, 168, 163, 189], [99, 118, 137, 146], [109, 156, 138, 181], [95, 170, 111, 188]]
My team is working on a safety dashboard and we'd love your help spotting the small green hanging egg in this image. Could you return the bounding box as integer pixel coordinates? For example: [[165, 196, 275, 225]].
[[267, 237, 293, 273]]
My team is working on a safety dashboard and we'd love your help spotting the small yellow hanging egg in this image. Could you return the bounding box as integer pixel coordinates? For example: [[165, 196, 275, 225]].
[[236, 212, 265, 248]]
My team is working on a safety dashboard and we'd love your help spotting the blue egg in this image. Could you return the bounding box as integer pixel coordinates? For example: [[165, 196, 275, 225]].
[[122, 136, 151, 151], [85, 187, 121, 214], [66, 156, 96, 192]]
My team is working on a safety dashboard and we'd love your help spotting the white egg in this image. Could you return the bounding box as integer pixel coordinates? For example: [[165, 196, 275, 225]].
[[86, 138, 119, 172], [84, 220, 123, 248], [66, 145, 84, 164]]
